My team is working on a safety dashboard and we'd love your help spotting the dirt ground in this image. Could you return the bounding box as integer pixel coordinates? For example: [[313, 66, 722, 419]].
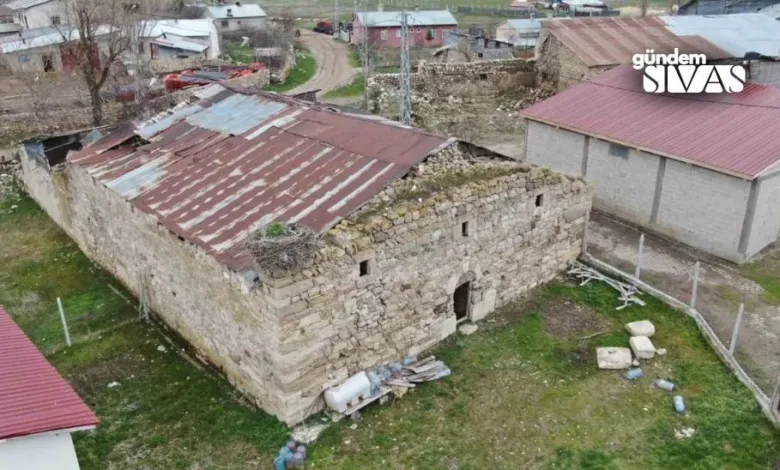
[[286, 31, 359, 96], [540, 297, 614, 338], [587, 211, 780, 393]]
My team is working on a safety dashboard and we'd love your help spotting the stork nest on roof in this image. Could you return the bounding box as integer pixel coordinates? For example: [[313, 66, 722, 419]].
[[246, 223, 321, 276]]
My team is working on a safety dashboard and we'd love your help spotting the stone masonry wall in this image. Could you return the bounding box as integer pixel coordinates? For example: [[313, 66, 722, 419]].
[[535, 32, 611, 91], [19, 151, 290, 421], [262, 153, 593, 421]]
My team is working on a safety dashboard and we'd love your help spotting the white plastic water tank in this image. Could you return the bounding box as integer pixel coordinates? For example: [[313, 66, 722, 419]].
[[324, 372, 372, 413]]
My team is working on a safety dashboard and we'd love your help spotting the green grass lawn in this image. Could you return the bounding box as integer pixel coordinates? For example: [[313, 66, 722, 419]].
[[226, 42, 256, 64], [322, 73, 365, 98], [741, 250, 780, 304], [264, 49, 316, 93], [1, 184, 779, 469]]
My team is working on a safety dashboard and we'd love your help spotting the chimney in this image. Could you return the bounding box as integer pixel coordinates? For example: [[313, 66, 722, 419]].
[[235, 1, 240, 5], [415, 5, 419, 11], [226, 7, 232, 16], [377, 3, 383, 11]]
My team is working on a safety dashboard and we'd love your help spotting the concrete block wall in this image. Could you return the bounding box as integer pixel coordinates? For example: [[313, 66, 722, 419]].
[[655, 160, 750, 261], [262, 166, 592, 423], [746, 173, 780, 258], [526, 121, 585, 177], [586, 139, 660, 227]]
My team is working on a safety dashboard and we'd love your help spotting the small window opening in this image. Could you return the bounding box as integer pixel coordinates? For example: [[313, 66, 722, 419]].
[[535, 194, 544, 207], [479, 72, 488, 80], [461, 221, 469, 237], [42, 54, 54, 72], [359, 260, 370, 277], [608, 143, 629, 159]]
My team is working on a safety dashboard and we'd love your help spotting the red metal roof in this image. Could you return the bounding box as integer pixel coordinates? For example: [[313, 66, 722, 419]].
[[521, 65, 780, 179], [68, 86, 449, 272], [541, 17, 731, 67], [0, 306, 98, 440]]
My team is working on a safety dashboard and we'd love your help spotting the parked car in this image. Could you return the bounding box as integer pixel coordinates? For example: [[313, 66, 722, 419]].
[[314, 21, 334, 35]]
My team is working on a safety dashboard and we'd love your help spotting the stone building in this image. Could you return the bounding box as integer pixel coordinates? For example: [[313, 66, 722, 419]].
[[522, 65, 780, 263], [535, 16, 728, 91], [20, 85, 592, 425]]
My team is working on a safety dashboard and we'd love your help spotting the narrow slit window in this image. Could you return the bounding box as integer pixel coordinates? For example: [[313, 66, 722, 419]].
[[608, 143, 629, 159], [462, 221, 470, 237], [535, 194, 544, 207], [359, 260, 370, 277]]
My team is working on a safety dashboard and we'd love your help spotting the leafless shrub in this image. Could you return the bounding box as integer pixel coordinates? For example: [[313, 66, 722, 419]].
[[246, 223, 321, 276]]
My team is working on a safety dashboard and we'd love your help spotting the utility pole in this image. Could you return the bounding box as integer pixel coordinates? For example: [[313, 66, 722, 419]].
[[361, 0, 370, 109], [399, 10, 412, 125], [335, 0, 340, 37]]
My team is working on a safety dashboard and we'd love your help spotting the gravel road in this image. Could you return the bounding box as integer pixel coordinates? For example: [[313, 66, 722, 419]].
[[286, 31, 359, 97]]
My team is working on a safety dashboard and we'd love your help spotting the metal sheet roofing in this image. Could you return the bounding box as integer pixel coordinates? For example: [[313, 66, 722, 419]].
[[661, 14, 780, 58], [0, 25, 113, 53], [68, 86, 448, 272], [0, 306, 98, 440], [505, 18, 543, 31], [679, 0, 778, 15], [152, 36, 209, 53], [6, 0, 51, 10], [541, 17, 731, 67], [206, 4, 266, 19], [356, 10, 458, 28], [141, 19, 213, 38], [522, 65, 780, 179]]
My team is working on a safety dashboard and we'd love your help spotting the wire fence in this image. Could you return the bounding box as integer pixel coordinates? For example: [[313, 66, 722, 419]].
[[580, 214, 780, 426]]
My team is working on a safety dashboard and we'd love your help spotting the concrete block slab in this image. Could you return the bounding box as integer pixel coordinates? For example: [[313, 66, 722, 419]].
[[596, 347, 632, 369], [625, 320, 656, 337], [630, 336, 656, 359]]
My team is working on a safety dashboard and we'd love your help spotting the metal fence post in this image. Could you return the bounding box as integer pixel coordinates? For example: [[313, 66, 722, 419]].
[[634, 233, 645, 282], [581, 211, 590, 254], [690, 261, 700, 309], [729, 303, 745, 356], [57, 297, 71, 347]]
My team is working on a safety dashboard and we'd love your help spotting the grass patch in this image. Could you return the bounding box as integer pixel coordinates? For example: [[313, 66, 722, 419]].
[[322, 73, 365, 98], [264, 49, 316, 93], [741, 250, 780, 304], [348, 46, 361, 68], [226, 42, 255, 64]]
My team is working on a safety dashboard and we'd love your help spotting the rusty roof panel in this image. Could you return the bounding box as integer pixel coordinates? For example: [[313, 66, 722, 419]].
[[68, 90, 447, 273], [541, 17, 731, 67]]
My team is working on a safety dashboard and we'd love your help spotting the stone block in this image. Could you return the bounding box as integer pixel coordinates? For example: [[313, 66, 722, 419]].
[[596, 347, 632, 369], [629, 336, 655, 359], [459, 323, 478, 335], [625, 320, 655, 337]]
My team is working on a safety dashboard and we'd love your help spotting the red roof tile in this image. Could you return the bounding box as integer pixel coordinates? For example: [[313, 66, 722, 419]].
[[68, 86, 450, 272], [541, 17, 731, 67], [0, 306, 98, 440], [522, 65, 780, 179]]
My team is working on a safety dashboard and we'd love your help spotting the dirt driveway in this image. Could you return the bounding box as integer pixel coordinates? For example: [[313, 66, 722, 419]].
[[586, 212, 780, 393], [287, 31, 358, 97]]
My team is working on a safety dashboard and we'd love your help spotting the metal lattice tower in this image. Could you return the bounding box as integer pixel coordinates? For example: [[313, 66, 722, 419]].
[[399, 10, 412, 126]]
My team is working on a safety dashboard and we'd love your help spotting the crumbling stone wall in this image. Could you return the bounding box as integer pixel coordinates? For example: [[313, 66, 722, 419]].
[[20, 140, 592, 426], [262, 144, 592, 422], [368, 58, 536, 114], [535, 31, 612, 91]]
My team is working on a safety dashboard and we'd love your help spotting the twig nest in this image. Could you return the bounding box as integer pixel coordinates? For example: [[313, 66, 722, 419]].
[[246, 222, 321, 276]]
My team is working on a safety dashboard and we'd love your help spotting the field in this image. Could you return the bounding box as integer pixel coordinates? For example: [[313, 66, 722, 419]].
[[1, 181, 778, 469]]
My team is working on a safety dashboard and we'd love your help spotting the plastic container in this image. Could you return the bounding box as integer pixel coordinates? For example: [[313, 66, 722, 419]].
[[674, 395, 686, 414], [623, 368, 643, 380], [654, 379, 675, 392], [324, 372, 372, 413]]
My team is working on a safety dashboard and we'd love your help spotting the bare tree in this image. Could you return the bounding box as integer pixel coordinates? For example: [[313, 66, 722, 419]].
[[57, 0, 148, 125], [640, 0, 649, 16]]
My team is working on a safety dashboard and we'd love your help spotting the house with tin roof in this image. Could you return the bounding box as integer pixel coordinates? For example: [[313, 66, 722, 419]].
[[6, 0, 61, 30], [20, 84, 592, 425], [203, 2, 267, 33], [0, 306, 98, 470], [522, 65, 780, 263], [352, 8, 458, 48]]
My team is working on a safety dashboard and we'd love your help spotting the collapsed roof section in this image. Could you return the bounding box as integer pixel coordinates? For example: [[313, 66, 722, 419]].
[[67, 85, 452, 273]]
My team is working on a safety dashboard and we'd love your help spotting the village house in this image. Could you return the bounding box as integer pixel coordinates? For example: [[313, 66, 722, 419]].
[[203, 2, 267, 33], [6, 0, 62, 30], [435, 30, 515, 62], [20, 85, 592, 425], [0, 26, 106, 73], [352, 8, 458, 49], [495, 18, 541, 50], [136, 19, 220, 61], [0, 6, 22, 38], [522, 65, 780, 263], [0, 306, 98, 470], [535, 16, 729, 91]]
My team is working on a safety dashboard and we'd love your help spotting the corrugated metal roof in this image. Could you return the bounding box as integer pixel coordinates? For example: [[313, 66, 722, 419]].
[[0, 306, 98, 440], [151, 36, 209, 53], [206, 4, 266, 19], [541, 17, 731, 67], [661, 14, 780, 58], [522, 65, 780, 179], [505, 18, 543, 31], [356, 10, 458, 28], [68, 86, 448, 272], [141, 19, 213, 38], [6, 0, 51, 10], [678, 0, 778, 15], [0, 25, 113, 53]]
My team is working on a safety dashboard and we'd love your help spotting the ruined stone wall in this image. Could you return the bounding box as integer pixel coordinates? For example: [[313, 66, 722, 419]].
[[368, 58, 536, 113], [19, 150, 291, 422], [263, 151, 593, 421], [535, 32, 610, 91]]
